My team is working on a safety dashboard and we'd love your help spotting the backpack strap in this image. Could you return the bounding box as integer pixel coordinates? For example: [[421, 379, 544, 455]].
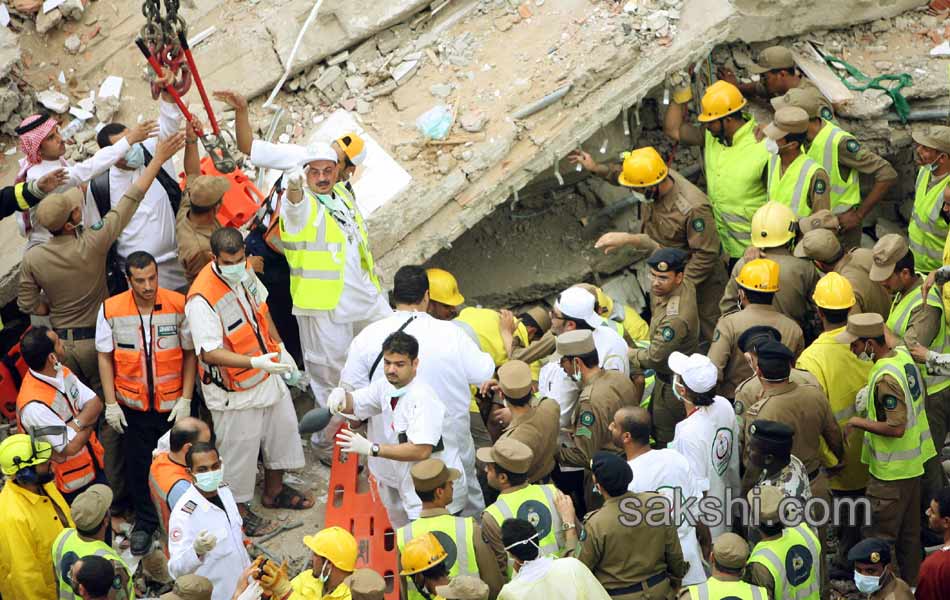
[[143, 147, 183, 215]]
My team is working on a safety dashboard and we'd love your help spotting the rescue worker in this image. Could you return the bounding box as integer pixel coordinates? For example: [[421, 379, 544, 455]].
[[333, 132, 367, 182], [908, 126, 950, 272], [176, 174, 228, 284], [69, 556, 119, 600], [149, 417, 212, 543], [185, 226, 308, 534], [340, 265, 494, 515], [793, 227, 892, 319], [497, 518, 609, 600], [0, 433, 74, 600], [611, 406, 707, 586], [52, 484, 134, 600], [257, 527, 358, 600], [16, 326, 106, 501], [679, 533, 768, 600], [838, 313, 936, 584], [96, 250, 196, 555], [397, 459, 503, 599], [719, 45, 824, 100], [400, 533, 452, 598], [847, 538, 915, 600], [347, 569, 388, 600], [719, 202, 819, 326], [573, 145, 726, 342], [744, 485, 822, 600], [772, 88, 897, 248], [550, 286, 630, 375], [745, 420, 812, 517], [479, 438, 577, 576], [511, 305, 553, 367], [437, 576, 490, 600], [577, 451, 690, 598], [917, 487, 950, 600], [708, 258, 804, 399], [571, 283, 649, 347], [870, 235, 950, 502], [664, 79, 769, 259], [168, 441, 251, 600], [761, 107, 831, 216], [629, 247, 700, 447]]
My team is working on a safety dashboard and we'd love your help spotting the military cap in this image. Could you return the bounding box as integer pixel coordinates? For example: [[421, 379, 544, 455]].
[[436, 576, 490, 600], [411, 458, 460, 493], [346, 568, 387, 600], [160, 575, 213, 600], [798, 209, 840, 234], [71, 483, 113, 531], [750, 46, 796, 73], [835, 313, 885, 344], [737, 325, 781, 353], [771, 87, 832, 121], [912, 125, 950, 155], [646, 247, 689, 273], [847, 538, 892, 565], [35, 188, 83, 231], [794, 228, 842, 263], [755, 340, 794, 363], [749, 419, 795, 448], [749, 484, 786, 525], [712, 533, 751, 569], [590, 451, 633, 495], [476, 438, 533, 474], [764, 106, 810, 140], [498, 360, 533, 399], [187, 175, 230, 208], [868, 234, 909, 282], [523, 305, 552, 333], [556, 329, 596, 357]]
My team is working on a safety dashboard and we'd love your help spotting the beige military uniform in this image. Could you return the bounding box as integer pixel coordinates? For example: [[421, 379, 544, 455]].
[[176, 185, 222, 285], [720, 246, 819, 325], [836, 249, 892, 319], [498, 397, 561, 483], [735, 368, 819, 458], [511, 330, 557, 366], [557, 370, 636, 469], [708, 304, 805, 399], [803, 167, 832, 214], [630, 280, 699, 447], [577, 491, 689, 599], [869, 572, 915, 600]]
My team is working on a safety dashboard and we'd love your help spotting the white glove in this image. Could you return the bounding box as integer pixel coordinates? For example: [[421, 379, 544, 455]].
[[250, 352, 293, 375], [287, 167, 305, 193], [167, 397, 192, 423], [855, 386, 869, 416], [235, 580, 263, 600], [327, 387, 347, 415], [104, 402, 127, 433], [194, 530, 217, 555], [336, 428, 373, 456]]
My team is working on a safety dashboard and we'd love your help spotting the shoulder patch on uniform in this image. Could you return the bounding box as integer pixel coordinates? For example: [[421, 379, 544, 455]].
[[820, 107, 834, 121], [662, 326, 675, 342], [580, 410, 595, 427], [691, 217, 705, 233], [666, 296, 680, 316], [575, 425, 593, 438], [713, 329, 720, 342], [170, 527, 183, 542], [846, 139, 861, 154], [91, 221, 104, 230], [883, 395, 899, 411], [181, 500, 197, 514], [814, 178, 826, 195]]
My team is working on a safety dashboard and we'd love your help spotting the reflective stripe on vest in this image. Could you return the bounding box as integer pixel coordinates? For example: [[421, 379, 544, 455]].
[[886, 284, 950, 393], [104, 289, 185, 412], [703, 120, 770, 258], [53, 529, 133, 600], [908, 167, 950, 272], [748, 524, 820, 600], [862, 348, 937, 479], [767, 152, 819, 217], [807, 122, 860, 212], [397, 515, 477, 600], [484, 484, 564, 575], [688, 579, 767, 600]]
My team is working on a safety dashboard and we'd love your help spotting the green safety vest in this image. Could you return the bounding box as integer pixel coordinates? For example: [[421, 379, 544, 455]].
[[766, 151, 819, 217], [703, 119, 770, 259], [483, 484, 564, 575], [279, 183, 380, 310], [886, 281, 950, 393], [862, 347, 937, 480], [806, 121, 861, 213], [632, 340, 655, 409], [51, 529, 133, 600], [908, 167, 950, 272], [748, 524, 821, 600], [687, 577, 768, 600], [397, 514, 478, 600]]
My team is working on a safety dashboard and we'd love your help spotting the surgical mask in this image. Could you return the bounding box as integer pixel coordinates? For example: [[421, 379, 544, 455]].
[[390, 385, 410, 399], [853, 572, 882, 594], [217, 262, 248, 285], [316, 559, 331, 584], [858, 342, 875, 363], [194, 467, 223, 492], [570, 359, 582, 383], [504, 532, 540, 553], [765, 138, 781, 155], [928, 154, 946, 173], [124, 144, 145, 169], [53, 359, 63, 374]]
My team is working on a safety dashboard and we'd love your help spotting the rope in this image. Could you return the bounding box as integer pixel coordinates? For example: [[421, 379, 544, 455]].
[[824, 55, 913, 123]]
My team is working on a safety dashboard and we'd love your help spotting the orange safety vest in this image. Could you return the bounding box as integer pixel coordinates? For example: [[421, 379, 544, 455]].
[[186, 263, 280, 391], [15, 368, 105, 495], [149, 451, 190, 542], [103, 288, 187, 412]]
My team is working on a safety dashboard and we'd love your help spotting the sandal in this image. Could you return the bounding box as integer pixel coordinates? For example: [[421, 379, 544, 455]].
[[241, 507, 280, 537], [261, 484, 315, 510]]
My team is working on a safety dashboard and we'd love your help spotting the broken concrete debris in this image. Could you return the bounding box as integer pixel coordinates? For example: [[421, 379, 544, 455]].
[[36, 88, 69, 113]]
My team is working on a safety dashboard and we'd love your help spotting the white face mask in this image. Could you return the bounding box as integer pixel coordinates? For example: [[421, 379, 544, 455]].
[[317, 559, 331, 583], [570, 359, 582, 383], [217, 261, 248, 285], [765, 138, 781, 155], [853, 571, 881, 594], [857, 342, 875, 362]]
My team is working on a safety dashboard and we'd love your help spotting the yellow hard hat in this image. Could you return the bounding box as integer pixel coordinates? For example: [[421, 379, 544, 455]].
[[812, 271, 856, 310], [303, 526, 358, 572], [697, 80, 747, 122], [617, 147, 668, 188], [400, 533, 448, 576], [0, 433, 53, 476], [736, 258, 780, 293], [335, 133, 367, 166], [751, 202, 797, 248], [426, 268, 465, 306]]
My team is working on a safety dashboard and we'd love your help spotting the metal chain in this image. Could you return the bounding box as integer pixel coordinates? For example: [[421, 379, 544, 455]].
[[140, 0, 163, 46]]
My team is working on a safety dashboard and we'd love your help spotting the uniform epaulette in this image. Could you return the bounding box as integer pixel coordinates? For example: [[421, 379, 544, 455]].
[[182, 500, 197, 514], [666, 296, 680, 317]]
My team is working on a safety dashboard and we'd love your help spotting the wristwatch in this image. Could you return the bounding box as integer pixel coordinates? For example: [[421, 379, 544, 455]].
[[561, 521, 576, 531], [371, 443, 380, 457]]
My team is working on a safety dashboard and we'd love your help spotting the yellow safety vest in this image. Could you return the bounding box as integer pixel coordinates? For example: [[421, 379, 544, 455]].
[[942, 228, 950, 321], [397, 515, 478, 600], [51, 529, 133, 600], [610, 304, 650, 342], [806, 121, 861, 213], [483, 484, 564, 575], [703, 118, 770, 258], [887, 281, 950, 394], [863, 348, 937, 480], [766, 151, 820, 217], [908, 167, 950, 273], [748, 524, 821, 600], [795, 328, 871, 492], [280, 184, 380, 311], [687, 577, 768, 600]]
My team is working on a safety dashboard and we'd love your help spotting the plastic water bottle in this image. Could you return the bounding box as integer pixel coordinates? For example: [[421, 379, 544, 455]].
[[60, 118, 85, 141]]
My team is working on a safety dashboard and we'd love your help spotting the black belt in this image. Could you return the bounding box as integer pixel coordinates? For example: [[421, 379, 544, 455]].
[[607, 573, 668, 596], [54, 327, 97, 341]]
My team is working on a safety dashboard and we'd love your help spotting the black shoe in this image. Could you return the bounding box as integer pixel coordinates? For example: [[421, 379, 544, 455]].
[[130, 530, 153, 556]]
